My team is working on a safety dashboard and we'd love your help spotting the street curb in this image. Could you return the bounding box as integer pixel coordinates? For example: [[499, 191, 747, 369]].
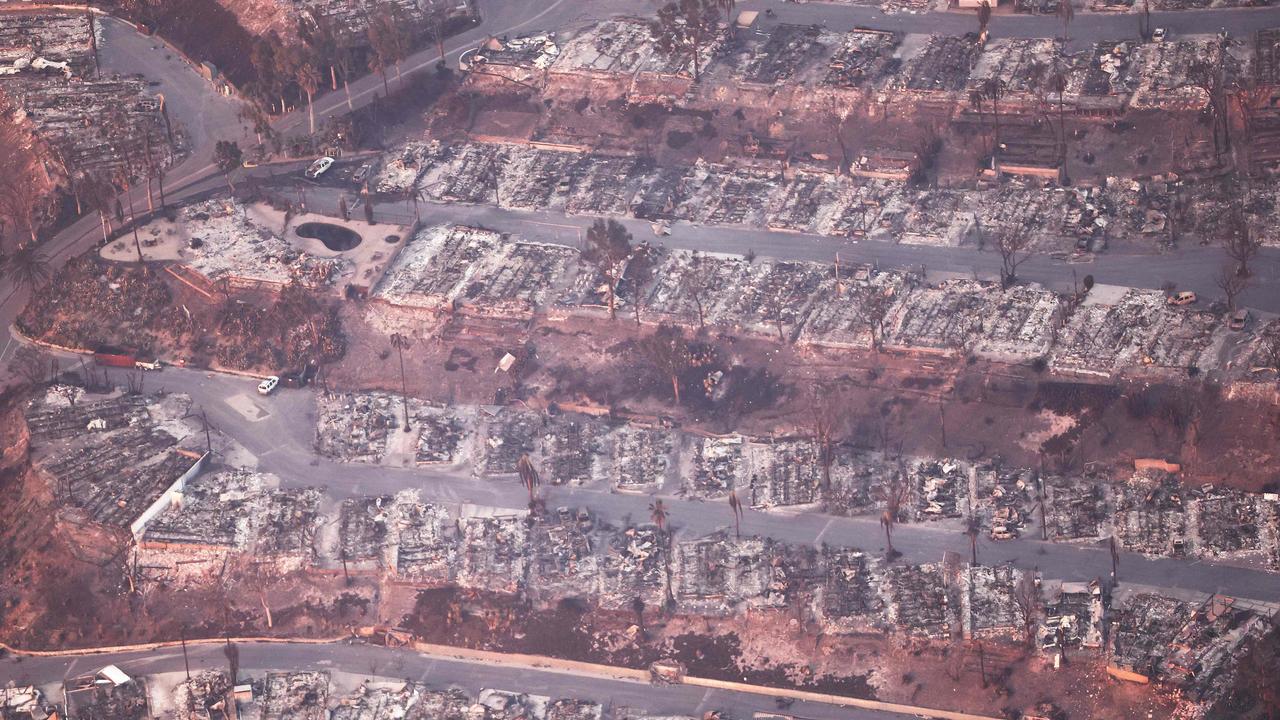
[[0, 636, 1001, 720], [8, 325, 93, 358], [0, 635, 347, 658]]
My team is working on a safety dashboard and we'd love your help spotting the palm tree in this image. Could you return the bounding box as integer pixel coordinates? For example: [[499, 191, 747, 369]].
[[728, 490, 743, 539], [649, 498, 668, 532], [3, 244, 51, 292], [965, 515, 981, 566], [293, 53, 321, 136], [389, 332, 414, 432], [983, 78, 1004, 155], [977, 0, 992, 37], [649, 497, 675, 610], [517, 453, 540, 503]]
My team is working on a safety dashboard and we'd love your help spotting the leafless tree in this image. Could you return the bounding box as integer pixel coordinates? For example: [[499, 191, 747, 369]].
[[825, 96, 855, 172], [686, 253, 710, 331], [1058, 0, 1074, 42], [996, 230, 1032, 288], [583, 219, 634, 321], [650, 0, 721, 81], [1011, 571, 1041, 648], [422, 3, 450, 63], [639, 323, 692, 405], [1188, 59, 1232, 161], [811, 384, 844, 492], [1217, 261, 1249, 311], [629, 242, 657, 326], [7, 346, 52, 386], [876, 466, 910, 559], [1225, 203, 1262, 277], [762, 286, 789, 342], [1260, 334, 1280, 375], [1232, 80, 1273, 158], [859, 286, 894, 351]]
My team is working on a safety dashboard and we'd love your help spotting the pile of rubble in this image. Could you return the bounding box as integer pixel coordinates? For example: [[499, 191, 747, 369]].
[[315, 392, 473, 466], [160, 200, 348, 289], [1109, 591, 1272, 697], [1040, 579, 1105, 650], [24, 387, 206, 535], [137, 470, 321, 585], [1052, 287, 1225, 376], [0, 11, 178, 184], [373, 224, 578, 317], [730, 24, 839, 85]]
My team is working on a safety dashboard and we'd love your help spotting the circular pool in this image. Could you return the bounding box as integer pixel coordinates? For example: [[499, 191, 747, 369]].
[[296, 222, 362, 252]]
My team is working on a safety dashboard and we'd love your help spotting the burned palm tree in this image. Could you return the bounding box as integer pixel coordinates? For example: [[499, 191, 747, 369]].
[[965, 515, 981, 566], [728, 490, 743, 539], [650, 498, 676, 610], [389, 332, 414, 432], [517, 453, 540, 504]]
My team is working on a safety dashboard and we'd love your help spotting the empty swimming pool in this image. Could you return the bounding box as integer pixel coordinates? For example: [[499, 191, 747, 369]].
[[296, 222, 362, 251]]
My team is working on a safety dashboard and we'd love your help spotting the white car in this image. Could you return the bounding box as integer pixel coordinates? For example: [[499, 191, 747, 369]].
[[258, 375, 280, 395], [134, 359, 163, 371], [305, 156, 335, 179], [1152, 27, 1168, 43]]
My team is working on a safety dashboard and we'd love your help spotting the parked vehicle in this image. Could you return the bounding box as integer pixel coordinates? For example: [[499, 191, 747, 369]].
[[1167, 291, 1197, 306], [1152, 27, 1168, 43], [94, 348, 150, 368], [1229, 308, 1249, 330], [353, 163, 373, 184], [134, 359, 163, 371], [305, 156, 335, 179], [258, 375, 280, 395]]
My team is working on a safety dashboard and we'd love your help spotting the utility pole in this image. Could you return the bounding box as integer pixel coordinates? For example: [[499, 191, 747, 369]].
[[1109, 536, 1119, 583], [201, 408, 213, 453], [180, 626, 191, 681]]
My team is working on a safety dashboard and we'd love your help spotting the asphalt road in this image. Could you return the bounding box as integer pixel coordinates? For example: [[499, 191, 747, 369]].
[[0, 641, 906, 720], [269, 176, 1280, 313], [120, 362, 1280, 605]]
